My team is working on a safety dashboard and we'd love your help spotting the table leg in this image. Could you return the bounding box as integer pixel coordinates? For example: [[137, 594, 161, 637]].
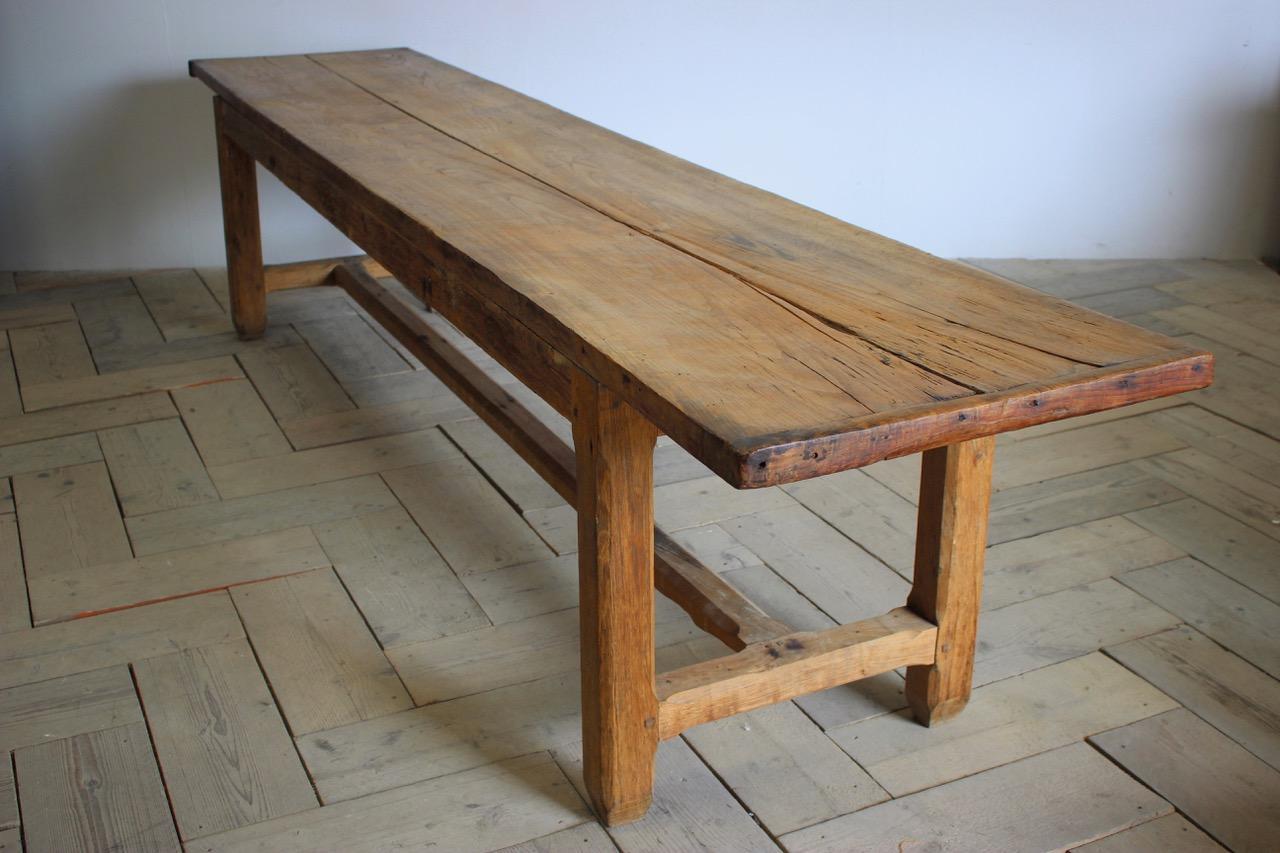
[[572, 372, 659, 825], [905, 435, 995, 725], [213, 96, 266, 340]]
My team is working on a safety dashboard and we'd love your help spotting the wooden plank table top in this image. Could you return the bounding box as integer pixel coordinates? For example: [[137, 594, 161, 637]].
[[190, 48, 1211, 488]]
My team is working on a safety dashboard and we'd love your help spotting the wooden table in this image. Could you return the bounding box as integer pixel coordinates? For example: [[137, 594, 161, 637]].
[[191, 48, 1212, 825]]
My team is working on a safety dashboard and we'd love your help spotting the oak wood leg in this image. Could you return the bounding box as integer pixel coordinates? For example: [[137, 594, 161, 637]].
[[572, 371, 659, 825], [213, 96, 266, 340], [905, 435, 995, 725]]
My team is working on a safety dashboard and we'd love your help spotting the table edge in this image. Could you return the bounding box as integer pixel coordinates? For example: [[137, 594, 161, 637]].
[[730, 348, 1213, 488], [189, 55, 1215, 490]]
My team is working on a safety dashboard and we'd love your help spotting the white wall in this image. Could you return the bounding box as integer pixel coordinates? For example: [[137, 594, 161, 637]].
[[1, 0, 1278, 270]]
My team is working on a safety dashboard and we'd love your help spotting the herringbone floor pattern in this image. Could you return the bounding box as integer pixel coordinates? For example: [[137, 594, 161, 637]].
[[0, 259, 1276, 852]]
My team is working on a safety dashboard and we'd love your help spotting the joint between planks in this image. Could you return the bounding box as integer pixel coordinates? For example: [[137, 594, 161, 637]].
[[655, 606, 938, 739]]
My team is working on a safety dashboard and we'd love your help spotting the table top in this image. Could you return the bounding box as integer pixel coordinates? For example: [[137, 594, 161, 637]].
[[190, 48, 1211, 487]]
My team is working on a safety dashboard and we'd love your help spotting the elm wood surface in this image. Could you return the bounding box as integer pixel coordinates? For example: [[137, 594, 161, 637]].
[[571, 373, 660, 825], [905, 436, 995, 724], [213, 98, 265, 341], [657, 608, 936, 739], [190, 50, 1211, 489], [262, 255, 389, 293]]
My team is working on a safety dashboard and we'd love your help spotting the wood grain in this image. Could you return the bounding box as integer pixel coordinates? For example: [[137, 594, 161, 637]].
[[75, 292, 163, 351], [92, 326, 300, 374], [0, 301, 75, 330], [189, 752, 588, 853], [721, 503, 910, 623], [652, 529, 790, 650], [0, 432, 101, 480], [237, 343, 353, 420], [295, 314, 410, 381], [658, 608, 935, 739], [281, 393, 471, 450], [173, 378, 292, 466], [0, 391, 176, 449], [386, 597, 702, 706], [905, 436, 994, 724], [99, 417, 220, 514], [1091, 708, 1280, 853], [1129, 497, 1280, 603], [384, 459, 553, 573], [28, 526, 329, 625], [14, 461, 132, 582], [679, 699, 888, 836], [0, 665, 141, 753], [0, 592, 243, 690], [982, 516, 1184, 609], [215, 96, 266, 340], [133, 639, 318, 839], [125, 473, 399, 556], [781, 466, 918, 576], [495, 822, 615, 853], [15, 721, 181, 852], [296, 671, 583, 802], [331, 262, 574, 479], [20, 355, 244, 412], [988, 459, 1186, 545], [207, 426, 459, 498], [1107, 625, 1280, 771], [1073, 814, 1225, 853], [1119, 557, 1280, 678], [313, 506, 489, 648], [780, 742, 1170, 853], [317, 277, 794, 659], [832, 652, 1177, 796], [134, 269, 230, 341], [442, 417, 566, 511], [972, 578, 1179, 686], [9, 320, 95, 385], [554, 737, 776, 852], [230, 568, 413, 734], [572, 372, 659, 824], [191, 52, 1209, 487]]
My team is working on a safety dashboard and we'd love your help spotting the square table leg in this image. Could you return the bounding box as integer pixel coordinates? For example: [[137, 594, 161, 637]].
[[572, 372, 660, 825], [905, 435, 995, 725], [213, 96, 267, 340]]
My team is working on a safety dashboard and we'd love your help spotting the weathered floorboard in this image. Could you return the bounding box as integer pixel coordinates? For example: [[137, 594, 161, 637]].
[[1091, 709, 1280, 853], [780, 742, 1170, 853], [133, 639, 317, 839], [230, 568, 414, 734], [15, 721, 182, 852]]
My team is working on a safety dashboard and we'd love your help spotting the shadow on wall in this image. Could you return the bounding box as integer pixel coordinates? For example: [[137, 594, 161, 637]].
[[3, 73, 354, 271]]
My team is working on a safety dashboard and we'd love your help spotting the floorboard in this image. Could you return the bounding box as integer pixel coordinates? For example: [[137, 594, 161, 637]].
[[0, 258, 1274, 852]]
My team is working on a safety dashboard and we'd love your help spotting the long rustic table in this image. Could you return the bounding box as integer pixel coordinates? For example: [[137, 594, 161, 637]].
[[191, 48, 1213, 825]]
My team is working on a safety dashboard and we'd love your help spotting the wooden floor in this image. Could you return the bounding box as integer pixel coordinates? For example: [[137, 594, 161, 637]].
[[0, 258, 1275, 853]]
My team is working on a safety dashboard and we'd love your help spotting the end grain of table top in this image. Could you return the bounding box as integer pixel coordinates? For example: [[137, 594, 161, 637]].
[[190, 49, 1212, 487]]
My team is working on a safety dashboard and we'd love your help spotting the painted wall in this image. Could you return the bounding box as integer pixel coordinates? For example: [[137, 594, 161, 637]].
[[1, 1, 1278, 269]]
